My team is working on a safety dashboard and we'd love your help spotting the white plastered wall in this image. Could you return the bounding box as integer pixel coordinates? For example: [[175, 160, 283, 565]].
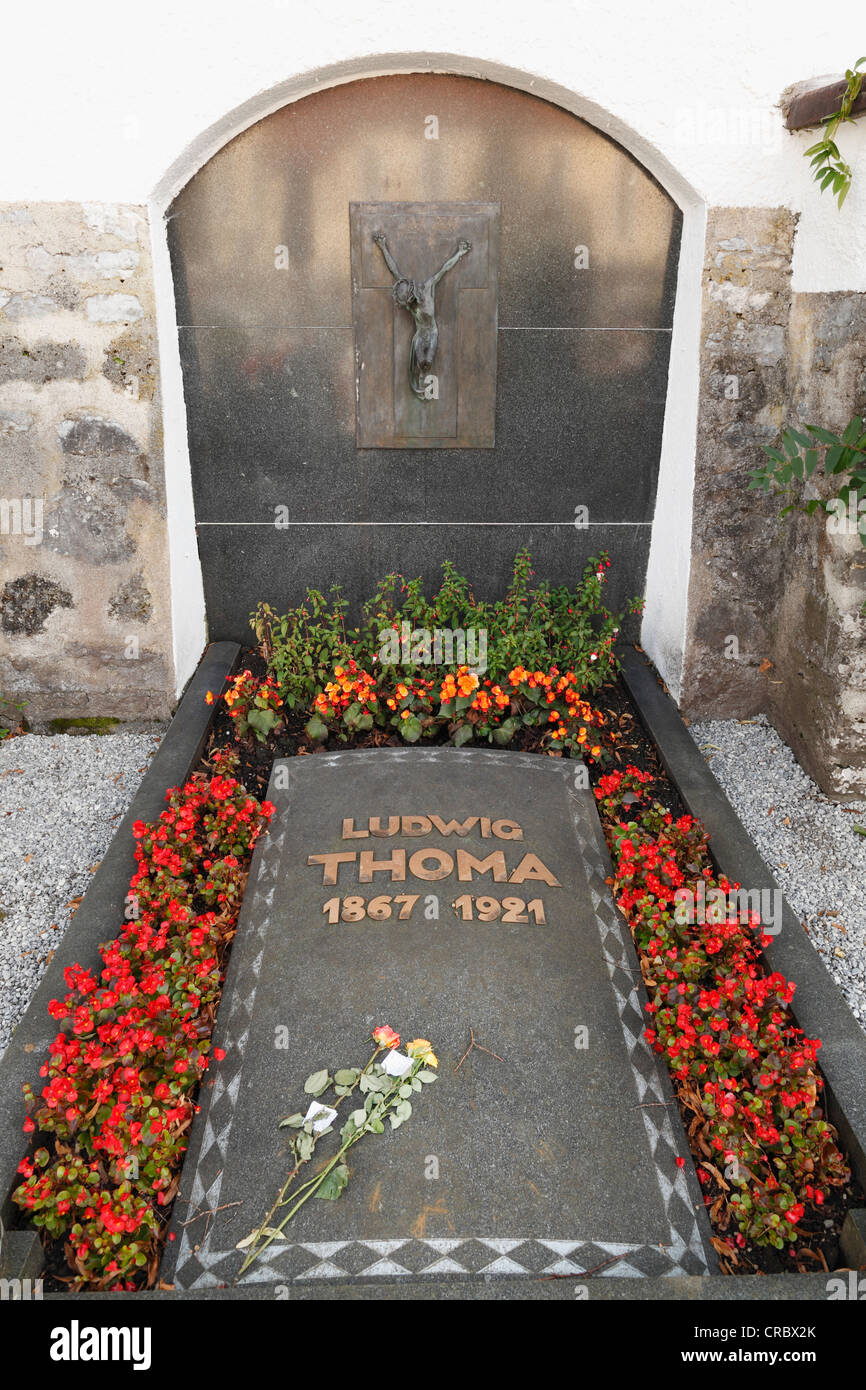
[[3, 1, 865, 697]]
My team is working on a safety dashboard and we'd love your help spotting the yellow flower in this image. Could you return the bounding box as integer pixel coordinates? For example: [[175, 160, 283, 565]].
[[406, 1038, 438, 1068]]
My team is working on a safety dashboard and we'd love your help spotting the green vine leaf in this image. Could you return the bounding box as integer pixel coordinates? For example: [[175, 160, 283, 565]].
[[801, 58, 866, 208]]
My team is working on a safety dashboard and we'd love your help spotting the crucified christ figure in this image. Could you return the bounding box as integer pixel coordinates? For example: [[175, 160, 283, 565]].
[[372, 231, 472, 400]]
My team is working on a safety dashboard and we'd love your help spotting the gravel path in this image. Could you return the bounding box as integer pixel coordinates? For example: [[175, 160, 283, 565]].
[[689, 714, 866, 1033], [0, 733, 161, 1058]]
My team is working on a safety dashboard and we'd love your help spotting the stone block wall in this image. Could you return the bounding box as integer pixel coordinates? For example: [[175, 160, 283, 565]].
[[681, 209, 866, 800], [1, 196, 863, 800], [0, 203, 175, 722]]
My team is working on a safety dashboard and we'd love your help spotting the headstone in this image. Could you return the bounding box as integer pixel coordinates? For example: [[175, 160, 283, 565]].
[[168, 73, 682, 638], [166, 750, 710, 1286]]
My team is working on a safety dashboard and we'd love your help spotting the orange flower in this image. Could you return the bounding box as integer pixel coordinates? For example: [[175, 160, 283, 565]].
[[205, 691, 214, 705], [372, 1025, 400, 1049]]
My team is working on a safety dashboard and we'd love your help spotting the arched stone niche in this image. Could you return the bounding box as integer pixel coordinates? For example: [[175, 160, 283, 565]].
[[167, 73, 681, 638]]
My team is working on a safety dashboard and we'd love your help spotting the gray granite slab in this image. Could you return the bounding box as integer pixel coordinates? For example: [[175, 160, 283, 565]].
[[166, 750, 711, 1288]]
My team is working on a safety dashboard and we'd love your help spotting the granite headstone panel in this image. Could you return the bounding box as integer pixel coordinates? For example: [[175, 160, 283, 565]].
[[166, 750, 710, 1287], [167, 73, 681, 638]]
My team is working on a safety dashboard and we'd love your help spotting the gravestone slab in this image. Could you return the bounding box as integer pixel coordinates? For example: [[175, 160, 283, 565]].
[[166, 750, 711, 1287]]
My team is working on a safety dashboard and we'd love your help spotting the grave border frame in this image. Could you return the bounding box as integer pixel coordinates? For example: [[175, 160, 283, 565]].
[[166, 748, 716, 1289], [2, 643, 863, 1296]]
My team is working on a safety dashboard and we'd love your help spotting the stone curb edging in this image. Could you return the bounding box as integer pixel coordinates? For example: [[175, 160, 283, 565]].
[[0, 641, 240, 1257], [620, 645, 866, 1195], [31, 1270, 852, 1300]]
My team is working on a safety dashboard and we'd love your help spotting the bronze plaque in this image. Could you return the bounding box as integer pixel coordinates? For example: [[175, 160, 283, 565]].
[[351, 201, 499, 448]]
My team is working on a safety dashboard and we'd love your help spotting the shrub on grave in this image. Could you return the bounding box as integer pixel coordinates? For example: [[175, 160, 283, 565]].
[[249, 549, 641, 717], [12, 754, 274, 1289], [305, 661, 606, 753], [594, 766, 850, 1251]]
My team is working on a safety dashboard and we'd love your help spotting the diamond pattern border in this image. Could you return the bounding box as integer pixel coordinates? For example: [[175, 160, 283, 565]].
[[168, 753, 712, 1287]]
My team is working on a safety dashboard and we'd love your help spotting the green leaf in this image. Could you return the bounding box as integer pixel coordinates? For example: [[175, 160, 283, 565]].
[[806, 425, 842, 445], [303, 1069, 331, 1096], [334, 1068, 359, 1086], [314, 1163, 349, 1201], [416, 1069, 438, 1083], [305, 714, 328, 742], [350, 1108, 368, 1129], [247, 707, 276, 735], [360, 1071, 387, 1093], [400, 714, 422, 743], [452, 722, 474, 748], [278, 1113, 305, 1129], [787, 428, 813, 449], [493, 717, 518, 746]]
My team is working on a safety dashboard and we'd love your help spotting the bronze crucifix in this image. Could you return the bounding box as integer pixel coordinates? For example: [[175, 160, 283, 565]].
[[372, 231, 472, 400]]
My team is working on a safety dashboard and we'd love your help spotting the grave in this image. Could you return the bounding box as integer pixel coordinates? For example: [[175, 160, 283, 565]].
[[165, 749, 712, 1287]]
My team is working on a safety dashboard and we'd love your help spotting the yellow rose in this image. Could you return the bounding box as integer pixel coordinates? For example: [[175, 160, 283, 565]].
[[406, 1038, 438, 1068]]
